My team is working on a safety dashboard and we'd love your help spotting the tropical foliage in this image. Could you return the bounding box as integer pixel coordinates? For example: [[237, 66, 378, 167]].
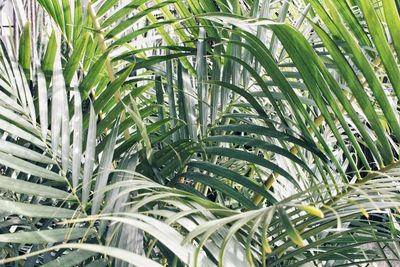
[[0, 0, 400, 266]]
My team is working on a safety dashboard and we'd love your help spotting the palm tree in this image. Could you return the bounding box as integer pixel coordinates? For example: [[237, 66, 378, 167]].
[[0, 0, 400, 266]]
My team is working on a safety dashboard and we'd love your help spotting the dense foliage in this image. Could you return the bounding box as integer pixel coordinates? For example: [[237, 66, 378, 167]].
[[1, 0, 400, 266]]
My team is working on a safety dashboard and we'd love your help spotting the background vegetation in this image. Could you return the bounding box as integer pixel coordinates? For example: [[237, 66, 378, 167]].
[[1, 0, 400, 266]]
